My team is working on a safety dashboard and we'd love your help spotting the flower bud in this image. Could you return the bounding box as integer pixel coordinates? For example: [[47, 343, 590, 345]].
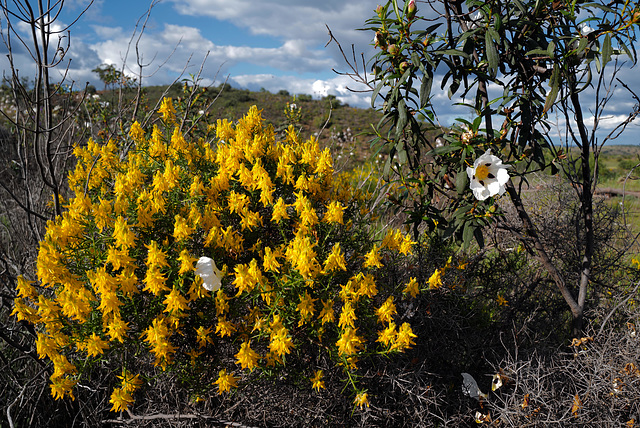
[[399, 61, 410, 73], [374, 31, 387, 49], [387, 44, 398, 55], [376, 4, 384, 16], [407, 0, 417, 18]]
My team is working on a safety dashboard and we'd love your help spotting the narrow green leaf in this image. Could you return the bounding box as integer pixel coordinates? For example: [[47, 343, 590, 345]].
[[543, 65, 560, 114], [395, 99, 408, 141], [456, 169, 468, 196], [473, 226, 485, 248], [576, 37, 588, 55], [462, 223, 474, 249], [435, 49, 470, 59], [398, 147, 407, 165], [431, 143, 461, 155], [371, 80, 385, 108], [419, 73, 433, 108], [525, 48, 551, 57], [485, 32, 499, 78], [602, 33, 612, 67], [547, 41, 556, 59]]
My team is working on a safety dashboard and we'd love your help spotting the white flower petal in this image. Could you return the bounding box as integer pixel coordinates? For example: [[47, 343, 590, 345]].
[[486, 180, 504, 196], [466, 166, 475, 180], [496, 167, 510, 185], [195, 256, 222, 291]]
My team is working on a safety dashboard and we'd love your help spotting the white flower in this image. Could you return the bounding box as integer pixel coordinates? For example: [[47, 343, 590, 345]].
[[195, 256, 222, 291], [466, 149, 510, 201]]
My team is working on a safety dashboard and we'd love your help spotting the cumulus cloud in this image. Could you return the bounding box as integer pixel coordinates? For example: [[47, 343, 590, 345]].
[[167, 0, 374, 42], [166, 0, 379, 75], [231, 72, 372, 107]]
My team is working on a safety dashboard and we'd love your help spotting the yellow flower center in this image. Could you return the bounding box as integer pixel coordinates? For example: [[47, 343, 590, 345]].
[[475, 164, 490, 181]]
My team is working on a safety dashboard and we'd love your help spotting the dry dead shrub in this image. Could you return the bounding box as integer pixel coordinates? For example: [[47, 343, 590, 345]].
[[484, 300, 640, 427]]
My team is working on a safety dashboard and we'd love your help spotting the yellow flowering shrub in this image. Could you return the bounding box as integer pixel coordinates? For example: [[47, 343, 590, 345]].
[[12, 101, 421, 411]]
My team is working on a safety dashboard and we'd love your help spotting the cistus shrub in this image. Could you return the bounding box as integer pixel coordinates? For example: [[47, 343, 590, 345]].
[[12, 100, 421, 412]]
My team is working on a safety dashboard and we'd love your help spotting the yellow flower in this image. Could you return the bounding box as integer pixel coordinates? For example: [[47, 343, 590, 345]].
[[145, 244, 168, 272], [195, 326, 214, 348], [143, 266, 169, 295], [232, 262, 256, 295], [296, 291, 317, 325], [10, 298, 38, 323], [376, 296, 397, 323], [36, 332, 59, 360], [356, 273, 378, 299], [117, 369, 143, 394], [227, 190, 249, 214], [106, 246, 135, 271], [363, 244, 383, 268], [109, 386, 134, 412], [93, 197, 113, 232], [269, 327, 294, 357], [178, 250, 198, 275], [215, 317, 236, 338], [314, 147, 333, 175], [336, 327, 363, 356], [163, 287, 189, 314], [149, 124, 167, 158], [158, 97, 176, 122], [319, 299, 335, 325], [269, 316, 294, 357], [310, 370, 326, 391], [170, 126, 187, 155], [354, 391, 370, 409], [393, 322, 417, 351], [285, 235, 320, 279], [214, 369, 238, 394], [299, 204, 319, 230], [214, 289, 230, 316], [428, 268, 443, 289], [173, 215, 194, 242], [235, 341, 260, 371], [143, 318, 176, 368], [403, 277, 420, 297], [105, 314, 129, 342], [129, 120, 145, 143], [113, 216, 136, 249], [398, 234, 416, 255], [338, 301, 356, 329], [324, 200, 344, 224], [50, 375, 77, 401], [16, 275, 36, 299], [496, 295, 509, 306], [323, 243, 347, 273], [117, 268, 139, 296], [239, 209, 262, 231], [263, 246, 281, 273], [377, 322, 397, 347], [271, 197, 290, 223], [216, 118, 236, 141], [51, 353, 76, 378]]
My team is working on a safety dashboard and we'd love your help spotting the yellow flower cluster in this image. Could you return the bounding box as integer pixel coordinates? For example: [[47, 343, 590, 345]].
[[13, 101, 420, 409]]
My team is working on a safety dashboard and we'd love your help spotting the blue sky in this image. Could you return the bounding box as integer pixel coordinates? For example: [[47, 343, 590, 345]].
[[2, 0, 640, 145], [39, 0, 379, 107]]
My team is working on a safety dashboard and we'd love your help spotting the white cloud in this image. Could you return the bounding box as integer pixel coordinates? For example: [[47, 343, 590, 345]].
[[167, 0, 375, 42], [231, 73, 372, 107]]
